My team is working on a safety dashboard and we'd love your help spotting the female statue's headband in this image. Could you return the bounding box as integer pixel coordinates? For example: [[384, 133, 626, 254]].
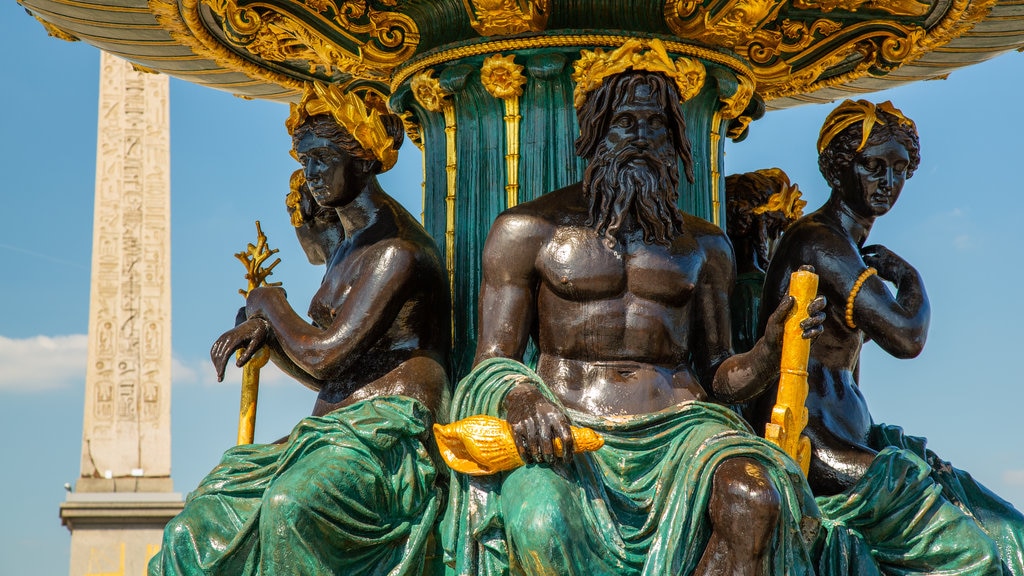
[[571, 38, 706, 110], [817, 99, 916, 154], [286, 82, 398, 172], [751, 168, 806, 221]]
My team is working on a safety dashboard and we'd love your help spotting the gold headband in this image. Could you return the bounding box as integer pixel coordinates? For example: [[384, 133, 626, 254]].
[[286, 82, 398, 172], [751, 168, 806, 221], [817, 99, 916, 154], [571, 38, 706, 110]]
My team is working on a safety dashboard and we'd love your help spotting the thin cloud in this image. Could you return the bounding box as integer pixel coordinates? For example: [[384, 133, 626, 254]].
[[0, 334, 88, 391], [1004, 470, 1024, 487]]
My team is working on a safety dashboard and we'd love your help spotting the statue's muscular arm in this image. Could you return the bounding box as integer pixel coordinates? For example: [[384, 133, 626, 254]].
[[710, 228, 827, 403], [853, 244, 929, 358], [474, 211, 576, 465], [211, 240, 419, 383]]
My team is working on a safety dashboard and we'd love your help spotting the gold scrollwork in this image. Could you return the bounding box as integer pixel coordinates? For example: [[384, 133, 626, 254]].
[[32, 14, 80, 42], [481, 54, 526, 208], [462, 0, 550, 36], [719, 74, 754, 120], [665, 0, 996, 102], [199, 0, 418, 82]]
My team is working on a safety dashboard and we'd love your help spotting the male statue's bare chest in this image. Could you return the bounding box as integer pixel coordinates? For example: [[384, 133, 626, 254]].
[[538, 227, 698, 305]]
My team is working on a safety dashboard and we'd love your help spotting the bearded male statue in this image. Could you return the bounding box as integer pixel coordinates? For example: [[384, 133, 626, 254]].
[[441, 48, 825, 576]]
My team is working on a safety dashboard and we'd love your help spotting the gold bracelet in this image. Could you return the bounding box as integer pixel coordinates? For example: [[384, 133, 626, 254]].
[[845, 267, 877, 329]]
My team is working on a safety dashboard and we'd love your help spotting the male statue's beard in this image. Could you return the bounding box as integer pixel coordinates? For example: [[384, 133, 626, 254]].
[[583, 140, 684, 248]]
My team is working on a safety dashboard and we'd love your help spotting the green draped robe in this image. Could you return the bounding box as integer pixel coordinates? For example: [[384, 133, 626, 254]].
[[440, 358, 821, 576], [149, 396, 441, 576]]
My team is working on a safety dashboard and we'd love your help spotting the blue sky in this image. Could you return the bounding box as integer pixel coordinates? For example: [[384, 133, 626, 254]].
[[3, 3, 1023, 573]]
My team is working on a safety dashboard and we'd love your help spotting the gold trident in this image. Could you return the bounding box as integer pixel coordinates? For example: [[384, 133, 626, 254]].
[[764, 268, 818, 475], [234, 221, 281, 445]]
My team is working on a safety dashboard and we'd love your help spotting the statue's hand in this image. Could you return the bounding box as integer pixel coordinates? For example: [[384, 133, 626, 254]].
[[763, 288, 826, 351], [861, 244, 912, 284], [503, 382, 575, 466], [211, 318, 270, 382]]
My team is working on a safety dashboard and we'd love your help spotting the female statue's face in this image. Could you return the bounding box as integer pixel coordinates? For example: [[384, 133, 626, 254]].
[[838, 137, 910, 218], [294, 133, 360, 209]]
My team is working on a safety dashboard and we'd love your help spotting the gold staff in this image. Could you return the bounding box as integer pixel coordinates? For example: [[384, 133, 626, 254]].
[[764, 268, 818, 475], [234, 221, 281, 445]]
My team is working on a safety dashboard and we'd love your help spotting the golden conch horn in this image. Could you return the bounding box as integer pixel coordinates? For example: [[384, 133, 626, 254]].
[[433, 415, 604, 476]]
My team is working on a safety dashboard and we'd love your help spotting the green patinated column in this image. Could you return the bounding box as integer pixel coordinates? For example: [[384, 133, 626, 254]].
[[390, 38, 754, 377]]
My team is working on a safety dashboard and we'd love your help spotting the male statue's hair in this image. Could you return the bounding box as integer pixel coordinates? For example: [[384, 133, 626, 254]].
[[818, 107, 921, 188], [292, 113, 405, 176], [574, 72, 696, 247]]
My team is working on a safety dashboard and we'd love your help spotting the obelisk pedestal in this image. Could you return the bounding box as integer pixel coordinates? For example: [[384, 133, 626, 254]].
[[59, 52, 182, 576]]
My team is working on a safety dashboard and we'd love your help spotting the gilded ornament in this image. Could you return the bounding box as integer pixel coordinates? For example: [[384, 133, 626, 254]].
[[462, 0, 550, 36], [817, 99, 915, 153], [571, 39, 707, 109], [718, 75, 754, 120], [286, 170, 305, 228], [391, 34, 753, 96], [32, 15, 79, 41], [752, 168, 806, 220], [411, 69, 451, 113], [286, 82, 399, 171], [664, 0, 995, 103], [481, 54, 527, 100], [434, 415, 604, 476]]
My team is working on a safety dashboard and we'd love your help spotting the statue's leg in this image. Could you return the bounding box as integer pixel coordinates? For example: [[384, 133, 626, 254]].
[[258, 441, 433, 576], [501, 465, 618, 576], [695, 456, 781, 576]]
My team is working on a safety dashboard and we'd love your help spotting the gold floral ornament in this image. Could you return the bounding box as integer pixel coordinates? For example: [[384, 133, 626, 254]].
[[753, 168, 806, 220], [286, 82, 399, 172], [433, 415, 605, 476], [817, 99, 916, 154], [481, 54, 527, 99], [571, 38, 707, 109], [410, 69, 450, 113]]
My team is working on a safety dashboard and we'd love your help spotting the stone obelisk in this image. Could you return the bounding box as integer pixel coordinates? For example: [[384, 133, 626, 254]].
[[59, 52, 183, 576]]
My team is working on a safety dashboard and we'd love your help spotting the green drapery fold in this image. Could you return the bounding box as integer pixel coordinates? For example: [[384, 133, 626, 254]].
[[150, 396, 441, 576], [440, 358, 820, 576], [816, 423, 1024, 576]]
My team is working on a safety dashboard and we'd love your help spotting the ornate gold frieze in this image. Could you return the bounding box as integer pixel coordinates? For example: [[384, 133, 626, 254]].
[[201, 0, 418, 82], [391, 34, 753, 95], [664, 0, 996, 102], [462, 0, 550, 37], [151, 0, 417, 91], [481, 54, 526, 208]]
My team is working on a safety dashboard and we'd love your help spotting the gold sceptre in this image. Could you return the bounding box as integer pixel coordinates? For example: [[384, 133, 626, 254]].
[[433, 415, 604, 476], [234, 221, 281, 445], [764, 268, 818, 475]]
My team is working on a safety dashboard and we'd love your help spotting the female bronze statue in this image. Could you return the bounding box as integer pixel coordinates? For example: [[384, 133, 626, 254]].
[[151, 83, 450, 576], [756, 99, 1023, 575]]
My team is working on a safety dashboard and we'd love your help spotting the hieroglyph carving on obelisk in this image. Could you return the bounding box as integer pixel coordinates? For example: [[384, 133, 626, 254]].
[[81, 51, 171, 483]]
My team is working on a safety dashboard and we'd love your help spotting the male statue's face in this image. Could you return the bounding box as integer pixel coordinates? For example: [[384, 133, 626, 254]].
[[603, 83, 675, 167], [838, 137, 910, 218]]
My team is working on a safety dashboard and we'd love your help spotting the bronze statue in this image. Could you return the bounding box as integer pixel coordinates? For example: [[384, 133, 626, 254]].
[[756, 99, 1024, 575], [442, 54, 825, 576], [725, 168, 804, 353], [151, 83, 450, 576]]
